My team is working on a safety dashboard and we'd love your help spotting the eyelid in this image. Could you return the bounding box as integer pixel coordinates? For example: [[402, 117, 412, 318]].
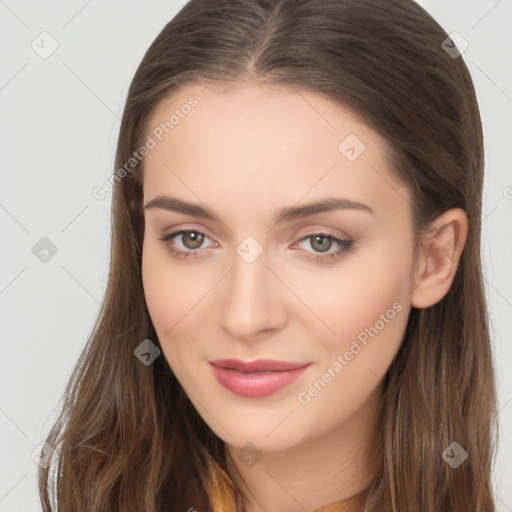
[[294, 225, 352, 241], [161, 224, 217, 240]]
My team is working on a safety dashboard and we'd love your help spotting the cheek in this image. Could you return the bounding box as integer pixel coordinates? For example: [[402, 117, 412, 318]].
[[293, 260, 411, 428], [295, 237, 413, 362], [142, 239, 207, 334], [141, 241, 215, 380]]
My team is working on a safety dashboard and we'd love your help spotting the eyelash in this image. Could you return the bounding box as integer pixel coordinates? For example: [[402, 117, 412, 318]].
[[158, 229, 355, 262]]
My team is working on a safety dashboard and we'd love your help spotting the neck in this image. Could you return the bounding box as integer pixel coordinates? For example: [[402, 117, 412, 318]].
[[225, 384, 382, 512]]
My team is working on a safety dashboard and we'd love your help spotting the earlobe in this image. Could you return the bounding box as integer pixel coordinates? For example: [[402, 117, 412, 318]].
[[410, 208, 468, 309]]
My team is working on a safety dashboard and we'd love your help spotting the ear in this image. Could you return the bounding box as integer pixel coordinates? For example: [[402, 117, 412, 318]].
[[410, 208, 468, 309]]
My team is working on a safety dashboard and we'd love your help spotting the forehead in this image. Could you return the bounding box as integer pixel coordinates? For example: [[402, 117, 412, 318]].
[[142, 82, 410, 223]]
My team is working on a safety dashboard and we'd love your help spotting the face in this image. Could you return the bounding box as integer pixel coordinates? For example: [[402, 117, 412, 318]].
[[141, 81, 415, 452]]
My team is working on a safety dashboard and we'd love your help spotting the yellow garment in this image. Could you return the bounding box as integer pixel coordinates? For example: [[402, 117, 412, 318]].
[[238, 486, 368, 512], [204, 455, 369, 512]]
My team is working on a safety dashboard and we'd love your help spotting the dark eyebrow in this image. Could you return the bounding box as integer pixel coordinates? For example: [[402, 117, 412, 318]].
[[144, 195, 375, 223]]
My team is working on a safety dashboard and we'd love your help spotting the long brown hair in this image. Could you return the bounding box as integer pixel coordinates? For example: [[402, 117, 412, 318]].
[[39, 0, 498, 510]]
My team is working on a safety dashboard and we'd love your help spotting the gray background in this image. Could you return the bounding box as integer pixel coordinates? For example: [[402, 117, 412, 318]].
[[1, 1, 511, 510]]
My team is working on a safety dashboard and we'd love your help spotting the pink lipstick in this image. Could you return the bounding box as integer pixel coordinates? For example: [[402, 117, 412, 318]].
[[208, 358, 312, 398]]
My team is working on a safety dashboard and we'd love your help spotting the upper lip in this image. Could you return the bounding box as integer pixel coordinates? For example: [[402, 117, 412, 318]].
[[209, 358, 311, 372]]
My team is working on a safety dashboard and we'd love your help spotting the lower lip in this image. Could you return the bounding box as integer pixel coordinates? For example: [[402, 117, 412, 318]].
[[208, 363, 311, 398]]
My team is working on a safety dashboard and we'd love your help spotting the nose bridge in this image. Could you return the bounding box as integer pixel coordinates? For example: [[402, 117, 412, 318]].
[[219, 237, 284, 338]]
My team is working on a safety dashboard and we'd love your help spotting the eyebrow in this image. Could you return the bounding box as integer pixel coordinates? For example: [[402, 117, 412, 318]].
[[144, 195, 375, 223]]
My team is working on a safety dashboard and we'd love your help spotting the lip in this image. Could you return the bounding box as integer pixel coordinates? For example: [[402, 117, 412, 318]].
[[209, 358, 310, 372], [208, 359, 312, 398]]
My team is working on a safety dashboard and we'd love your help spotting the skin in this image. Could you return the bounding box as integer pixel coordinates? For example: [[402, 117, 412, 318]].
[[141, 81, 467, 512]]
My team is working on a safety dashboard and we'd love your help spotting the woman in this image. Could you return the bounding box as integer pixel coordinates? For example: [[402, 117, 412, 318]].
[[39, 0, 498, 510]]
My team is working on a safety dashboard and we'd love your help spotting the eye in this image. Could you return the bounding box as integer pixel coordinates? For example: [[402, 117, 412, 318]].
[[159, 229, 217, 259], [159, 229, 355, 262], [291, 233, 355, 262]]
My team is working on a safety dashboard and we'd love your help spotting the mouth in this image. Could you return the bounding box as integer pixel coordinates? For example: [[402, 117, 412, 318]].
[[208, 359, 312, 398], [208, 358, 311, 372]]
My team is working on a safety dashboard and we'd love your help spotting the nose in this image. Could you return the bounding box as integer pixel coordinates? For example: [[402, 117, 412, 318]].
[[217, 245, 288, 342]]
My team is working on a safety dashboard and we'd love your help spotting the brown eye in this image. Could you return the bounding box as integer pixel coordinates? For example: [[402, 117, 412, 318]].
[[310, 235, 334, 253], [181, 231, 204, 249], [291, 232, 355, 263], [158, 229, 217, 260]]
